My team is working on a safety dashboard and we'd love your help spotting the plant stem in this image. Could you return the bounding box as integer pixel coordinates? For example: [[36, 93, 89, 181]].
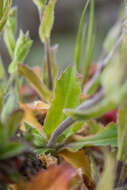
[[45, 39, 53, 90], [6, 72, 16, 94], [47, 117, 74, 147], [47, 90, 104, 147]]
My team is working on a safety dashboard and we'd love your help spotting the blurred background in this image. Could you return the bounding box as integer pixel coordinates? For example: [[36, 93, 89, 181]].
[[0, 0, 122, 70]]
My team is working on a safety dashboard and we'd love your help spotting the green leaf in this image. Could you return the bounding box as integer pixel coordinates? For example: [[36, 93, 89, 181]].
[[64, 123, 117, 152], [32, 0, 47, 12], [87, 76, 101, 95], [24, 122, 46, 147], [101, 56, 121, 96], [102, 32, 127, 98], [7, 109, 24, 137], [1, 89, 18, 123], [18, 64, 52, 102], [65, 80, 127, 121], [64, 97, 117, 121], [0, 87, 4, 110], [9, 30, 32, 74], [117, 103, 127, 163], [58, 121, 84, 142], [74, 0, 90, 71], [0, 57, 6, 79], [8, 7, 17, 34], [44, 65, 81, 138], [0, 142, 27, 159], [96, 153, 115, 190], [0, 0, 12, 34], [82, 0, 94, 87], [0, 121, 7, 146], [39, 0, 57, 42], [0, 0, 4, 19], [4, 25, 16, 58], [103, 22, 121, 52], [4, 7, 17, 58], [88, 120, 102, 135]]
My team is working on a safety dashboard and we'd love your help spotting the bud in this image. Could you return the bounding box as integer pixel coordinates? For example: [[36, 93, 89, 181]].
[[9, 30, 32, 74]]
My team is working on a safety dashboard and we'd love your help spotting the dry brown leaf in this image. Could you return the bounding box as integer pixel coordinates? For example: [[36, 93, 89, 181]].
[[19, 101, 49, 135], [20, 101, 49, 115], [59, 150, 93, 188], [15, 163, 75, 190]]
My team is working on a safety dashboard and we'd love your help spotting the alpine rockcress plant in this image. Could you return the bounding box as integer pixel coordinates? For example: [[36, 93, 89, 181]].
[[0, 0, 127, 189]]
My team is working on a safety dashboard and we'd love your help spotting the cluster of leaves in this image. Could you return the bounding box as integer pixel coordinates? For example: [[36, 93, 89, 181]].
[[1, 0, 127, 189]]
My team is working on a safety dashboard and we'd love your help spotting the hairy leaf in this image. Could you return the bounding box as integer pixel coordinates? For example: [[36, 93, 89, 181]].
[[44, 65, 81, 137], [104, 22, 121, 52], [0, 57, 6, 79], [0, 0, 12, 34], [64, 123, 117, 152], [64, 98, 117, 121], [7, 109, 24, 137], [39, 0, 57, 42], [32, 0, 47, 12], [1, 89, 18, 123], [0, 142, 27, 159], [82, 0, 94, 86], [117, 103, 127, 163], [4, 7, 17, 58], [58, 121, 84, 142], [18, 64, 51, 102], [74, 0, 90, 71], [9, 31, 32, 73]]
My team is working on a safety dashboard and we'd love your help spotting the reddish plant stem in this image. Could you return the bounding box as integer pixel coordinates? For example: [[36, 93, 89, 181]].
[[45, 39, 53, 90]]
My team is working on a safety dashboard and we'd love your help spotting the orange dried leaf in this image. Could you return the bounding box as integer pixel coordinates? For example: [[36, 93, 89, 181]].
[[15, 163, 75, 190], [20, 101, 49, 114], [59, 149, 92, 186], [19, 101, 49, 135]]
